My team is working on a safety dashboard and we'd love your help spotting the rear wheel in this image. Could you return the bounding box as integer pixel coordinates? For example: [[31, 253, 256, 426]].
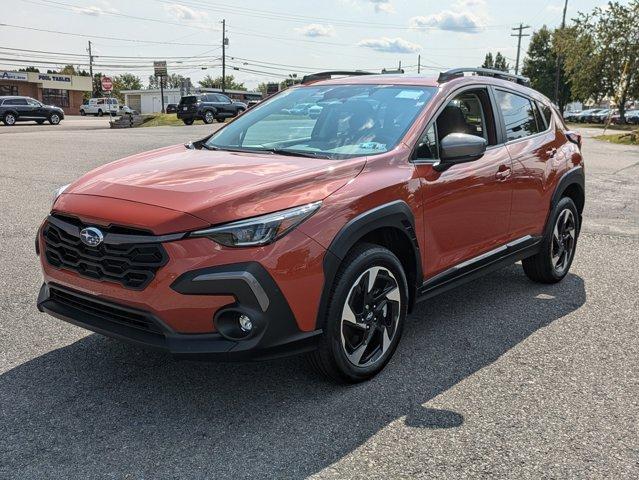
[[36, 120, 45, 125], [216, 117, 225, 123], [182, 118, 194, 125], [308, 243, 407, 383], [2, 113, 16, 126], [522, 197, 579, 283], [79, 110, 86, 116], [97, 109, 103, 117]]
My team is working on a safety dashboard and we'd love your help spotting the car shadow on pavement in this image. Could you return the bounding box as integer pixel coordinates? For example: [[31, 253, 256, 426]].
[[1, 265, 585, 479]]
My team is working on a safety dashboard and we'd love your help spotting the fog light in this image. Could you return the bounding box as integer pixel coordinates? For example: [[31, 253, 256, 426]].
[[238, 314, 253, 332]]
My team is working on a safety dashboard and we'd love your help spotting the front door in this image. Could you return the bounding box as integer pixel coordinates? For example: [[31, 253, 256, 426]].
[[413, 87, 513, 278]]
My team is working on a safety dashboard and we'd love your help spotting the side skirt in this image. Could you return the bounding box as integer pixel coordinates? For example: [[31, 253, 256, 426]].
[[416, 235, 542, 302]]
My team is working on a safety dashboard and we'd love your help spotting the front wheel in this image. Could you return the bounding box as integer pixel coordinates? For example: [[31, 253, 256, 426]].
[[79, 110, 86, 116], [307, 243, 408, 383], [522, 197, 579, 283], [49, 113, 61, 125], [216, 117, 225, 123], [97, 109, 103, 117], [182, 118, 194, 125], [203, 110, 215, 124]]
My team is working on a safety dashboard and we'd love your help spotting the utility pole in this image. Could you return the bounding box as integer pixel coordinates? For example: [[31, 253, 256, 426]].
[[221, 19, 227, 92], [417, 54, 421, 74], [554, 0, 569, 108], [511, 23, 531, 75], [87, 41, 94, 96]]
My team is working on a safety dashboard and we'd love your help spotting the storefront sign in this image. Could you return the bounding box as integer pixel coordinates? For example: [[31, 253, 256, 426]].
[[0, 71, 28, 81], [37, 73, 72, 83]]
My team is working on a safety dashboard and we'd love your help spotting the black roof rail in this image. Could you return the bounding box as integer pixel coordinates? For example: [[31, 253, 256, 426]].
[[438, 68, 531, 87], [301, 71, 375, 84]]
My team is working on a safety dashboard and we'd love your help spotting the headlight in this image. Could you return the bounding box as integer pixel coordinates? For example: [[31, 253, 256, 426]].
[[52, 184, 70, 206], [191, 201, 321, 247]]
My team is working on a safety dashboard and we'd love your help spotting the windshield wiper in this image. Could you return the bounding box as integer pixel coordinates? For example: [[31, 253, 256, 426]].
[[258, 148, 334, 159]]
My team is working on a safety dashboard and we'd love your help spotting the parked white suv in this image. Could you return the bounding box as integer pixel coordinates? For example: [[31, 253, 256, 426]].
[[80, 98, 119, 116]]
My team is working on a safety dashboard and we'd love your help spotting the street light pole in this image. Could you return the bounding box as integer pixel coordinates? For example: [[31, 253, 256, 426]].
[[87, 41, 94, 95]]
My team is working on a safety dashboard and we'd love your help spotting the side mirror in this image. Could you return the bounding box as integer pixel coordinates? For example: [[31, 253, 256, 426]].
[[434, 133, 487, 171]]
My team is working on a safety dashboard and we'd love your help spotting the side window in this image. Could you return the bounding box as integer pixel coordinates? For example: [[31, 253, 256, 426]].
[[495, 90, 541, 141], [414, 88, 496, 161], [27, 98, 40, 106], [537, 102, 553, 129], [414, 124, 439, 160], [7, 98, 28, 106], [218, 95, 231, 103]]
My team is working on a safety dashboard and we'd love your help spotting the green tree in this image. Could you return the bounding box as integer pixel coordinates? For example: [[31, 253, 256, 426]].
[[112, 73, 143, 102], [198, 74, 246, 90], [557, 1, 639, 122], [18, 66, 40, 73], [481, 52, 509, 72], [522, 26, 572, 111]]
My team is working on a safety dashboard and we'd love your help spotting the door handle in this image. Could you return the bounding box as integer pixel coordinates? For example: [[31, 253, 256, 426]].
[[546, 148, 557, 158], [495, 165, 511, 180]]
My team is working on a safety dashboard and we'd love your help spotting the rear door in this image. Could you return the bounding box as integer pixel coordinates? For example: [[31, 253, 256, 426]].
[[493, 88, 562, 239], [413, 85, 514, 277]]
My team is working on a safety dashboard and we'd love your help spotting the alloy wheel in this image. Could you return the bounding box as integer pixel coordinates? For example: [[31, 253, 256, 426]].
[[5, 114, 16, 125], [340, 266, 401, 367], [205, 111, 214, 123], [552, 208, 576, 274], [50, 114, 60, 125]]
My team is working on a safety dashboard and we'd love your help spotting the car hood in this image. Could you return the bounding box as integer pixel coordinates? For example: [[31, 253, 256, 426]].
[[62, 144, 366, 227]]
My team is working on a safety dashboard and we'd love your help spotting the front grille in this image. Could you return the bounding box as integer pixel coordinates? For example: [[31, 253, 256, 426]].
[[49, 286, 164, 336], [43, 217, 168, 290]]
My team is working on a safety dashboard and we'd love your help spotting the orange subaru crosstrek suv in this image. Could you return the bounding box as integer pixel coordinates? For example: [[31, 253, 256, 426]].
[[37, 69, 584, 382]]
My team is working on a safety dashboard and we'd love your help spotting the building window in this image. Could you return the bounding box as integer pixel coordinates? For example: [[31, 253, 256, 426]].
[[0, 85, 18, 96], [42, 89, 70, 108]]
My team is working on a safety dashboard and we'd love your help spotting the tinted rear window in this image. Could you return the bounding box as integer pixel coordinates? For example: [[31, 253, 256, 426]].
[[495, 90, 541, 141], [180, 96, 199, 105]]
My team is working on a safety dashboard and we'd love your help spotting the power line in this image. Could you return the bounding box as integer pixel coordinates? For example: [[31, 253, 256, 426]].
[[0, 23, 219, 47]]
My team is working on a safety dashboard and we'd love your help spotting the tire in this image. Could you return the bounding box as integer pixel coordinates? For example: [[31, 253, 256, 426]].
[[97, 109, 103, 117], [216, 117, 225, 123], [182, 118, 194, 125], [36, 120, 45, 125], [203, 110, 215, 124], [49, 113, 61, 125], [80, 110, 86, 116], [522, 197, 579, 284], [307, 243, 408, 383], [2, 113, 16, 126]]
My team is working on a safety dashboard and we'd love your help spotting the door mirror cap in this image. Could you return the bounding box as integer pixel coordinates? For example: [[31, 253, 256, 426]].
[[435, 133, 488, 171]]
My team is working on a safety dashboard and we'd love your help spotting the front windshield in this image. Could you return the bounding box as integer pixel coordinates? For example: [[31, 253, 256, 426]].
[[205, 84, 437, 159]]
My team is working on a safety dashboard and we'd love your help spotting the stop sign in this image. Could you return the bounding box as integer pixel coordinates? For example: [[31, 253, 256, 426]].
[[101, 76, 113, 92]]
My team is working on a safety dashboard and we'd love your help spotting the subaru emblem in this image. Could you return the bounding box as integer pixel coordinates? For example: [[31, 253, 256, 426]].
[[80, 227, 104, 247]]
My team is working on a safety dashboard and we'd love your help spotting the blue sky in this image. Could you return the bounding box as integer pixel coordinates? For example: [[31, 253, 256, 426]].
[[0, 0, 617, 89]]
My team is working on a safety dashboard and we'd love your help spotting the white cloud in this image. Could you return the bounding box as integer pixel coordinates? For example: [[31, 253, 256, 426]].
[[295, 24, 335, 37], [409, 11, 483, 33], [368, 0, 395, 14], [72, 2, 117, 16], [163, 3, 206, 22], [358, 37, 421, 53], [455, 0, 486, 7]]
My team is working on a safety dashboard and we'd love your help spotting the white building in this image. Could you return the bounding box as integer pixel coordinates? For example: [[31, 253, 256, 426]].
[[121, 88, 262, 114]]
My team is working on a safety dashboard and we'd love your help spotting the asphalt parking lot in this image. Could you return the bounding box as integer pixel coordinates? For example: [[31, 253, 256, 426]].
[[1, 119, 638, 479]]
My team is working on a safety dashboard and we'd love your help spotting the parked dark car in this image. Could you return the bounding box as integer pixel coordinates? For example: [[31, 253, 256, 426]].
[[166, 104, 178, 114], [563, 111, 581, 122], [177, 93, 247, 125], [0, 96, 64, 126]]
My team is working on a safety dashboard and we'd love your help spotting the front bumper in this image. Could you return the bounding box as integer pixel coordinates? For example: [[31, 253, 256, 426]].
[[37, 262, 322, 361]]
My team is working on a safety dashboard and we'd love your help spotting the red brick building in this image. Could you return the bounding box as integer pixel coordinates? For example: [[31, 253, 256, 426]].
[[0, 71, 92, 115]]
